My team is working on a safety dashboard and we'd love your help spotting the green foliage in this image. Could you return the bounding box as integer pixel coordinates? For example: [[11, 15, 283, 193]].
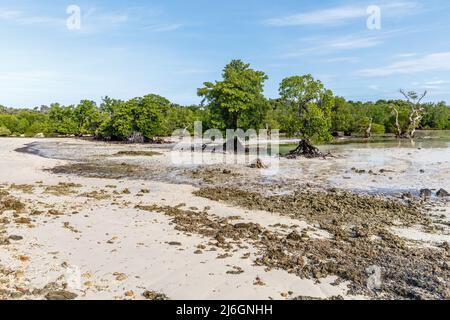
[[372, 123, 386, 134], [0, 126, 11, 136], [99, 94, 171, 140], [421, 102, 450, 130], [198, 59, 268, 130], [278, 74, 333, 143]]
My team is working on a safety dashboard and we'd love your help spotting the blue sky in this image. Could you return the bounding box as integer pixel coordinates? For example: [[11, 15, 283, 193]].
[[1, 0, 450, 108]]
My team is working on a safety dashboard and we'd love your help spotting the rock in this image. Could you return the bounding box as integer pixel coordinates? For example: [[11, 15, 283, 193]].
[[8, 235, 23, 241], [34, 133, 45, 138], [168, 241, 182, 246], [436, 189, 449, 197], [249, 159, 267, 169], [127, 132, 146, 143], [48, 209, 63, 216], [45, 290, 78, 300], [113, 272, 127, 281], [286, 231, 302, 241], [253, 276, 266, 286], [442, 261, 450, 271], [15, 217, 31, 224], [142, 290, 169, 300], [419, 189, 432, 199], [215, 233, 226, 244], [124, 291, 134, 297], [401, 192, 413, 200]]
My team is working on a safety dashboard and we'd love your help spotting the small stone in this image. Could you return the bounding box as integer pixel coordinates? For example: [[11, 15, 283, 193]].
[[8, 235, 23, 241], [142, 290, 169, 300], [124, 290, 134, 297], [401, 192, 413, 200], [286, 231, 302, 241], [253, 276, 266, 286], [45, 290, 78, 300], [439, 261, 450, 271], [420, 189, 432, 199], [113, 272, 127, 281]]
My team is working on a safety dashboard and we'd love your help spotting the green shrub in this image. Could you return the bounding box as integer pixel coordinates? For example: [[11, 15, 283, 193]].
[[0, 126, 11, 136]]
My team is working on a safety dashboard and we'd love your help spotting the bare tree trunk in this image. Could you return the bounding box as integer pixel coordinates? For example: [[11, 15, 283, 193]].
[[407, 108, 424, 138], [390, 106, 403, 138], [365, 118, 373, 138]]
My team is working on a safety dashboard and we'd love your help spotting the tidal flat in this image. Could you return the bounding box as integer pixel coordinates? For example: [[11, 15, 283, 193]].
[[1, 134, 449, 300]]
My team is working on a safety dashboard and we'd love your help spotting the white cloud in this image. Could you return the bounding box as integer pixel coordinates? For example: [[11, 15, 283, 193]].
[[265, 1, 418, 27], [358, 52, 450, 76]]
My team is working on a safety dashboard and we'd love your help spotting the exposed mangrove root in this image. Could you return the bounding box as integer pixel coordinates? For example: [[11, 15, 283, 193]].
[[285, 140, 331, 159]]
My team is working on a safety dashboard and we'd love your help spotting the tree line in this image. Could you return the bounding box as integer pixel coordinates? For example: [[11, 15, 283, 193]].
[[0, 60, 449, 143]]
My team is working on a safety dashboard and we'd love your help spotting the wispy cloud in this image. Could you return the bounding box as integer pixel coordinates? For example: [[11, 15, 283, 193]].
[[0, 8, 64, 26], [267, 6, 365, 26], [282, 33, 384, 58], [358, 52, 450, 76], [0, 7, 129, 31], [322, 57, 360, 63], [142, 23, 182, 32], [394, 52, 418, 58], [265, 1, 418, 27]]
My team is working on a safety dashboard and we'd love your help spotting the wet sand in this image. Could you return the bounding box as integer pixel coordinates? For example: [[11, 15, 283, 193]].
[[1, 137, 449, 300]]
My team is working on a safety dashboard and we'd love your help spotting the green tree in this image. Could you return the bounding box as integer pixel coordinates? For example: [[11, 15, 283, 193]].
[[73, 100, 106, 135], [279, 74, 333, 143], [198, 59, 268, 130], [101, 94, 171, 140]]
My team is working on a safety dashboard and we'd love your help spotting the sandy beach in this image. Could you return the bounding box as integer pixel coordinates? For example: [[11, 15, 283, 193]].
[[1, 137, 449, 300]]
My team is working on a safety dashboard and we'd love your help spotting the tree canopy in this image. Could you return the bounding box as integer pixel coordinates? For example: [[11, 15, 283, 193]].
[[198, 59, 268, 130]]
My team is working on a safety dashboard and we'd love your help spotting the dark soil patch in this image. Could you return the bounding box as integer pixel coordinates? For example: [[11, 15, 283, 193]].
[[48, 162, 142, 179], [114, 150, 162, 157]]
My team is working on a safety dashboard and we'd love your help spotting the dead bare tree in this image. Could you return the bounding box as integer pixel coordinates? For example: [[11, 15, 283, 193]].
[[400, 89, 427, 139], [390, 90, 427, 139]]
